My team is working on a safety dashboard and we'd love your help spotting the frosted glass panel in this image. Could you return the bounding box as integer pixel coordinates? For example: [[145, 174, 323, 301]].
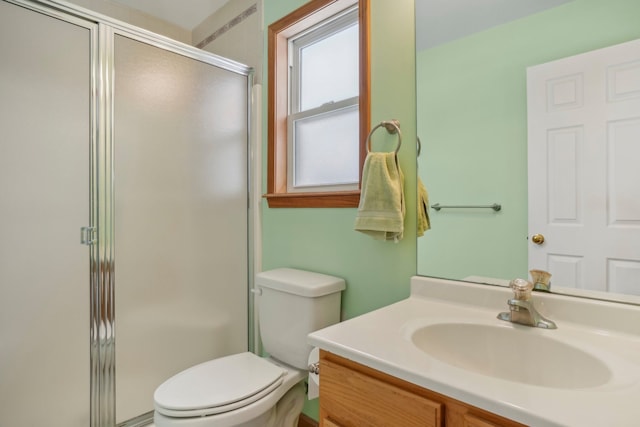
[[0, 3, 91, 426], [294, 106, 359, 188], [300, 24, 359, 111], [114, 35, 249, 423]]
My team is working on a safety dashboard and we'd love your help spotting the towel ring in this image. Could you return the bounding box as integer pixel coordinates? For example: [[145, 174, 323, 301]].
[[366, 120, 402, 154]]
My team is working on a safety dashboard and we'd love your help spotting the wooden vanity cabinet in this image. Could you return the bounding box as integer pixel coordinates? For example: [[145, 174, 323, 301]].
[[319, 351, 526, 427]]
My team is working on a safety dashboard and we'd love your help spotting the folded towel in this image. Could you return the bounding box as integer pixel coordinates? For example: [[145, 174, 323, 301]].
[[354, 152, 405, 242], [417, 176, 431, 237]]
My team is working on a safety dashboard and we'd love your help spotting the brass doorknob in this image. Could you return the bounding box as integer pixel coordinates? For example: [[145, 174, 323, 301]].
[[531, 234, 545, 245]]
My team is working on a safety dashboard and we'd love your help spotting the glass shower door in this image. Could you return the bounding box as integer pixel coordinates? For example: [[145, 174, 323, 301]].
[[112, 34, 250, 423], [0, 2, 93, 426]]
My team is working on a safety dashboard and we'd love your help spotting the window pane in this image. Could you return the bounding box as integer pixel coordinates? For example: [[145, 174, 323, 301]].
[[299, 23, 359, 111], [294, 106, 359, 188]]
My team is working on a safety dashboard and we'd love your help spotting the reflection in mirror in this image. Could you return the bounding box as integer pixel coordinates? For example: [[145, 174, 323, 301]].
[[415, 0, 640, 302]]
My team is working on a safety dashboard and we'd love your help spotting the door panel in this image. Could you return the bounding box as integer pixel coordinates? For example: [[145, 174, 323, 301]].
[[528, 38, 640, 294], [0, 2, 91, 425], [113, 34, 249, 422]]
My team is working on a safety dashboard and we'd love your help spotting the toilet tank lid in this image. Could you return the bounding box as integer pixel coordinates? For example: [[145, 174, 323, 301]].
[[256, 268, 346, 297]]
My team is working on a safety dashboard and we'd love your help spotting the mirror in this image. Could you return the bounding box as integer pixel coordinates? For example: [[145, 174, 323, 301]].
[[416, 0, 640, 302]]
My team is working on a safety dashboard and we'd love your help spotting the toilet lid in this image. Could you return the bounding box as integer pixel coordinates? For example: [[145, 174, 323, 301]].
[[154, 352, 285, 415]]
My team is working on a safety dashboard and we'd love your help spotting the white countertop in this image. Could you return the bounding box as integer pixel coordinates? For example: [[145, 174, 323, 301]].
[[308, 276, 640, 427]]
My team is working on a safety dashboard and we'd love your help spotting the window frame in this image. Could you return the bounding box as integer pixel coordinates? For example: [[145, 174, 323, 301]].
[[266, 0, 371, 208]]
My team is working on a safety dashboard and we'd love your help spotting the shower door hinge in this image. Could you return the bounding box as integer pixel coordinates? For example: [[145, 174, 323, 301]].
[[80, 226, 97, 246]]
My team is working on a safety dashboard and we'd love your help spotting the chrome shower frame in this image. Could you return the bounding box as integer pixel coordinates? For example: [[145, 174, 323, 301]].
[[4, 1, 255, 426]]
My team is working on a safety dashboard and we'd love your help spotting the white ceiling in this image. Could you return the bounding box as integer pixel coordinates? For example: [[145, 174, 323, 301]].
[[109, 0, 571, 47]]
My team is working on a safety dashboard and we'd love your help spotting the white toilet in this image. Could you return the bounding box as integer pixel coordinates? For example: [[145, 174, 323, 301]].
[[153, 268, 346, 427]]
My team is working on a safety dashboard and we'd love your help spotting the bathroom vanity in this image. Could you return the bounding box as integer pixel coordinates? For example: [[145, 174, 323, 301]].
[[308, 276, 640, 426], [319, 350, 523, 427]]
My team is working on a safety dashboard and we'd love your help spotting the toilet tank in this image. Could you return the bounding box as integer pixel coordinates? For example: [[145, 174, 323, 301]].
[[256, 268, 345, 370]]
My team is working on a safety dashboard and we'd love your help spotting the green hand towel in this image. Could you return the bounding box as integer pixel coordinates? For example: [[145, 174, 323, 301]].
[[417, 176, 431, 237], [354, 152, 405, 242]]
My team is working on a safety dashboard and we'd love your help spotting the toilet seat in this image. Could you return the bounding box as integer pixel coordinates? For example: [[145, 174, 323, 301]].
[[154, 352, 285, 418]]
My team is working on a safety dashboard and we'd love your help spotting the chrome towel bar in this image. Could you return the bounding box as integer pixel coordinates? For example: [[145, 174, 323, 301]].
[[431, 203, 502, 212]]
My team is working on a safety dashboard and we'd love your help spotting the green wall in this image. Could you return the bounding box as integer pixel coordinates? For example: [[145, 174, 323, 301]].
[[262, 0, 417, 420], [417, 0, 640, 281]]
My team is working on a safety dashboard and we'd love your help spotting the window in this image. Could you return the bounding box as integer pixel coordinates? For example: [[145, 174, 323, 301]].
[[266, 0, 370, 208], [288, 8, 359, 193]]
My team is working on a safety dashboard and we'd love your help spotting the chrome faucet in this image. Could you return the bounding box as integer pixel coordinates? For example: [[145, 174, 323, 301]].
[[497, 278, 557, 329]]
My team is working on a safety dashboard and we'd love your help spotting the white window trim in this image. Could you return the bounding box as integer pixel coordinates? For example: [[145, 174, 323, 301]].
[[285, 7, 360, 194], [289, 7, 359, 114]]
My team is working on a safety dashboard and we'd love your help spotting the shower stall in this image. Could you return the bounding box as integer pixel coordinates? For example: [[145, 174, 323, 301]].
[[0, 1, 252, 426]]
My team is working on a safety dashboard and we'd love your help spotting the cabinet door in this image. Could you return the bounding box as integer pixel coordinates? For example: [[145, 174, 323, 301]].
[[321, 357, 442, 427], [463, 414, 501, 427]]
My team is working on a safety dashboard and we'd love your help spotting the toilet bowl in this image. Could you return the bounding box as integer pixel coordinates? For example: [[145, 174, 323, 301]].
[[153, 268, 346, 427], [154, 353, 306, 427]]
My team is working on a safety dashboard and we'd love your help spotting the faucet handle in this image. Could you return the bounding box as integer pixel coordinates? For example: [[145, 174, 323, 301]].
[[509, 278, 533, 300]]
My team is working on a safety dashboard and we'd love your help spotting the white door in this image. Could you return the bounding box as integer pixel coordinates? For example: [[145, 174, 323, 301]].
[[527, 39, 640, 295]]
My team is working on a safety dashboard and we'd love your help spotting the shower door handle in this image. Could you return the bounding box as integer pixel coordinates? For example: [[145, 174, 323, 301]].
[[80, 226, 96, 245]]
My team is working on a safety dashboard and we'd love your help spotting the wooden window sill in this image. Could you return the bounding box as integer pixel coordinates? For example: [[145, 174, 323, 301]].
[[264, 191, 360, 208]]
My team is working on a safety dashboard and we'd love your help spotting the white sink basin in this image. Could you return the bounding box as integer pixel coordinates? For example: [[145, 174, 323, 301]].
[[309, 277, 640, 426], [411, 322, 612, 389]]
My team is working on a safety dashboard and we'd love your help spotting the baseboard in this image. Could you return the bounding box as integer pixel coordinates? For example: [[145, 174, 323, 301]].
[[298, 413, 319, 427]]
